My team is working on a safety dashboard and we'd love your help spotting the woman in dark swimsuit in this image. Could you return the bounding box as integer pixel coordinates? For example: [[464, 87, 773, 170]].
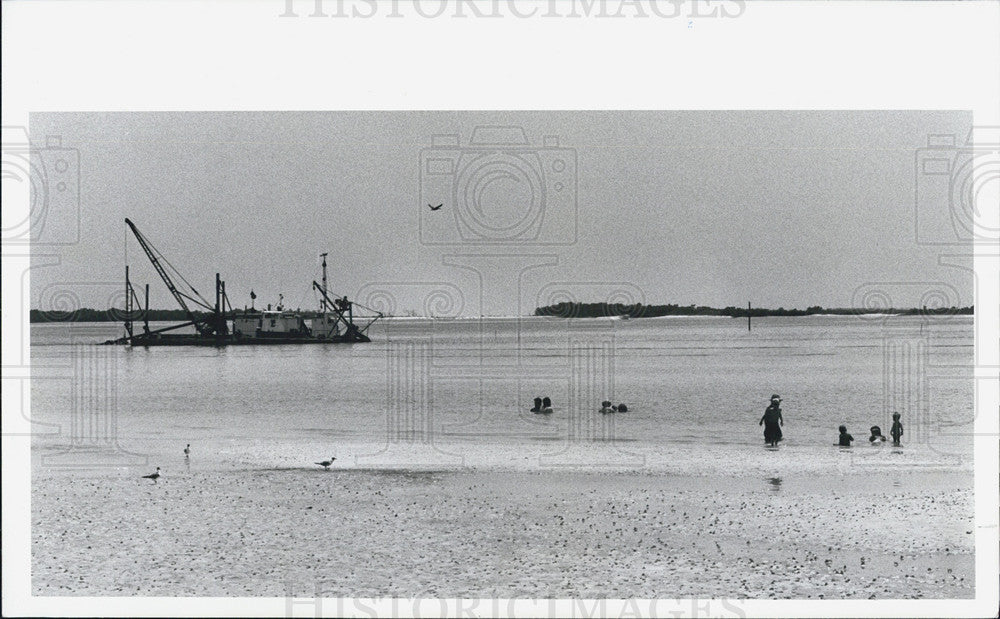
[[759, 394, 784, 446]]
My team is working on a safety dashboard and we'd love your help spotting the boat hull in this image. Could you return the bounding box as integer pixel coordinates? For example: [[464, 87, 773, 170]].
[[108, 333, 371, 346]]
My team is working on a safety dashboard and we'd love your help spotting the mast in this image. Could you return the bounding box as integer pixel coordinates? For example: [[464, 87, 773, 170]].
[[214, 273, 229, 335], [320, 252, 329, 312], [124, 265, 134, 340]]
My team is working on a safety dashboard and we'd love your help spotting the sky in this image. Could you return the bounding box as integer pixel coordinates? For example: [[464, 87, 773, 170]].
[[25, 110, 974, 317]]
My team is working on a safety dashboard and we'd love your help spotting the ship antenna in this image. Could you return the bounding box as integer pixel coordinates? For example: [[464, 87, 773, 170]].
[[320, 252, 329, 312]]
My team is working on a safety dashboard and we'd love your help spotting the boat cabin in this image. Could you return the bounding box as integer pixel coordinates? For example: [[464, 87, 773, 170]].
[[233, 310, 310, 337]]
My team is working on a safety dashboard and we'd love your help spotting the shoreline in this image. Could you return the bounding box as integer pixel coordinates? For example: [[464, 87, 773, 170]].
[[31, 436, 973, 479], [28, 311, 976, 324]]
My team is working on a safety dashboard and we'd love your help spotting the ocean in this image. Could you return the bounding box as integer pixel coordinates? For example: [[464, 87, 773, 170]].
[[29, 314, 974, 476]]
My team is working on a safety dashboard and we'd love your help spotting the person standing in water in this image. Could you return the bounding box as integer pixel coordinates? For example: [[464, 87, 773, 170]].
[[890, 412, 904, 446], [759, 395, 784, 446]]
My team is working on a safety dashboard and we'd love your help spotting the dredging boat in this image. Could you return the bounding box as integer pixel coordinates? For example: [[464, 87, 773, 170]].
[[103, 219, 382, 347]]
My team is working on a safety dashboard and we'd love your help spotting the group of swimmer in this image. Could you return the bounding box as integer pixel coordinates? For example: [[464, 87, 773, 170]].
[[529, 397, 629, 415], [839, 412, 904, 447], [600, 401, 628, 414], [530, 397, 554, 414], [759, 394, 905, 448]]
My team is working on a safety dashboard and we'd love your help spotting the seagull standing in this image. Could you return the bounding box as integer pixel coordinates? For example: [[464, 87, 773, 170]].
[[142, 467, 161, 483], [315, 457, 336, 470]]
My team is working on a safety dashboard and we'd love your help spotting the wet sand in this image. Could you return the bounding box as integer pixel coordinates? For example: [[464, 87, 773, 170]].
[[31, 462, 973, 598]]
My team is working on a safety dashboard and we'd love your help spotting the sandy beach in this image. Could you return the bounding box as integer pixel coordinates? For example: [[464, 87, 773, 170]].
[[31, 458, 973, 598]]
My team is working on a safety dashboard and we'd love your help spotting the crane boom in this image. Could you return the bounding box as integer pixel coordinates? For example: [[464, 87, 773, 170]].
[[125, 218, 210, 334], [312, 280, 350, 328], [312, 281, 382, 336]]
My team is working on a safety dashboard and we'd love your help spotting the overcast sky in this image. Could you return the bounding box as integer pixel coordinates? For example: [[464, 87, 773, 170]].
[[27, 110, 972, 316]]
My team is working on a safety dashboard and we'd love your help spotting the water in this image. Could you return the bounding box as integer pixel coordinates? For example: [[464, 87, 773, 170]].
[[29, 314, 974, 474]]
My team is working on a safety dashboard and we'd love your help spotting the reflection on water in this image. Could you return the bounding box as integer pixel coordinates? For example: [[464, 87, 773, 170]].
[[767, 477, 782, 492]]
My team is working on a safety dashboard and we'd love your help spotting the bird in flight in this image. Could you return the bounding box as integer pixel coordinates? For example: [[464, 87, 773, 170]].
[[183, 444, 190, 457], [315, 457, 336, 470], [142, 467, 161, 483], [428, 203, 443, 211]]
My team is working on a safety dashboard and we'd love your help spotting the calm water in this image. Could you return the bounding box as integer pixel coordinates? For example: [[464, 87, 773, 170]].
[[29, 315, 974, 473]]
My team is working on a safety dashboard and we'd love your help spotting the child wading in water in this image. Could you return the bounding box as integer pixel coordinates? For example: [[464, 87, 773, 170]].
[[890, 412, 904, 446], [759, 395, 784, 446], [869, 425, 887, 443], [838, 425, 854, 447]]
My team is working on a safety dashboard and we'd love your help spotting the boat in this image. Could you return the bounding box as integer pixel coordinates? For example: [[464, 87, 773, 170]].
[[103, 219, 381, 347]]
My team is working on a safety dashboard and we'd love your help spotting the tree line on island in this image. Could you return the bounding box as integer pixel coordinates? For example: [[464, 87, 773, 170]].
[[30, 308, 212, 323], [532, 302, 974, 319]]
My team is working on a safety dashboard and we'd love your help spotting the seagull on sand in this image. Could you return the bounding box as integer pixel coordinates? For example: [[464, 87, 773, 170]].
[[183, 444, 190, 457], [315, 457, 336, 470], [142, 467, 161, 483]]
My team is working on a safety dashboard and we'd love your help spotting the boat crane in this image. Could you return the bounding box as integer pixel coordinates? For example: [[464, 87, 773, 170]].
[[124, 218, 229, 338]]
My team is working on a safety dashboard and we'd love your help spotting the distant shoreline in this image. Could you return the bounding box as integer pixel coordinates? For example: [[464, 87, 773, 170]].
[[28, 304, 974, 323], [532, 302, 973, 319]]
